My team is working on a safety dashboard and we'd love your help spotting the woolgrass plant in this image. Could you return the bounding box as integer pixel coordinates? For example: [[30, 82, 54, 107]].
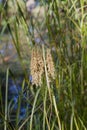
[[0, 0, 87, 130]]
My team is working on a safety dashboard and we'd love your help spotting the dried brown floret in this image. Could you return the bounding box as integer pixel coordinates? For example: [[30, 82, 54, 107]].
[[46, 49, 55, 80], [30, 47, 44, 86], [30, 46, 55, 86]]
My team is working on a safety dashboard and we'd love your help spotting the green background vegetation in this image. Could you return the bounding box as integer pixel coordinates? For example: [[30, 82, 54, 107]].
[[0, 0, 87, 129]]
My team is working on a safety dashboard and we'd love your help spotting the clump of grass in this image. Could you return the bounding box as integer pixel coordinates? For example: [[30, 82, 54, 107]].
[[0, 0, 87, 130]]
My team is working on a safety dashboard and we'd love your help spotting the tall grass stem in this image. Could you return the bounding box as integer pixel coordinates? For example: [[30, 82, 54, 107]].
[[4, 68, 9, 130]]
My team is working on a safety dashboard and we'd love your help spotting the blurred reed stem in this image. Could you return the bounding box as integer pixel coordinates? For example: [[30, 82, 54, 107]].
[[4, 68, 9, 130]]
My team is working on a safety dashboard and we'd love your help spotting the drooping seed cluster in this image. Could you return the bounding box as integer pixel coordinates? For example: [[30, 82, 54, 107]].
[[30, 47, 55, 86], [46, 49, 55, 81], [30, 47, 44, 86]]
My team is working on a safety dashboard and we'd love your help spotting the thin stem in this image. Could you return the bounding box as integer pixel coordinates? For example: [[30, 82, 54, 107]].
[[42, 44, 50, 88], [42, 44, 52, 102], [4, 68, 9, 130]]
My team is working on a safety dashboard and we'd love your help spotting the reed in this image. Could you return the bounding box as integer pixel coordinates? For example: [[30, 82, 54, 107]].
[[0, 0, 87, 129]]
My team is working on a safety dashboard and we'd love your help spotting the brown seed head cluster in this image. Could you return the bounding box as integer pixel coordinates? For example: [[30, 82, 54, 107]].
[[30, 47, 55, 86], [30, 47, 44, 86], [46, 49, 55, 81]]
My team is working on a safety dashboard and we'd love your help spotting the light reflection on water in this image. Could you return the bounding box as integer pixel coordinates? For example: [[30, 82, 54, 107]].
[[0, 38, 19, 73], [8, 43, 13, 49]]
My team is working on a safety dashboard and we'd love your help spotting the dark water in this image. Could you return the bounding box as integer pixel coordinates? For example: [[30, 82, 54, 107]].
[[0, 76, 32, 129]]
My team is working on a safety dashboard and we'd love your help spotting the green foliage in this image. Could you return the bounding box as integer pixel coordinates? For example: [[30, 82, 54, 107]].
[[0, 0, 87, 129]]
